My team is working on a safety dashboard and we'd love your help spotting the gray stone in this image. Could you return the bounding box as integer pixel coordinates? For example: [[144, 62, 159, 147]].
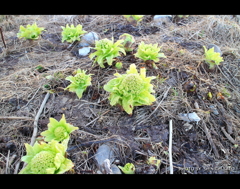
[[207, 44, 222, 56], [78, 47, 91, 56], [153, 15, 172, 26], [111, 164, 122, 174], [95, 144, 115, 165], [209, 105, 219, 115], [178, 112, 201, 123], [94, 143, 122, 174], [78, 32, 99, 47]]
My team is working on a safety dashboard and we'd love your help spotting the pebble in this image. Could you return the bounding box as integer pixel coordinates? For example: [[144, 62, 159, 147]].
[[207, 44, 222, 56], [95, 143, 122, 174], [78, 47, 91, 56], [209, 105, 219, 115], [178, 112, 201, 123], [78, 31, 99, 47], [153, 15, 172, 26]]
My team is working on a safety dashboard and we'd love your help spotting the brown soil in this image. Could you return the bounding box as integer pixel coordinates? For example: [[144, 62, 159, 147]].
[[0, 15, 240, 174]]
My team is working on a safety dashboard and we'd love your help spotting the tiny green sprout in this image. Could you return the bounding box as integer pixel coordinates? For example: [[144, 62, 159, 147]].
[[103, 64, 156, 115], [89, 38, 126, 68], [177, 15, 189, 18], [19, 139, 74, 174], [203, 46, 224, 69], [147, 156, 161, 168], [221, 87, 231, 98], [35, 65, 45, 73], [118, 163, 135, 174], [41, 114, 78, 142], [135, 41, 166, 63], [119, 33, 135, 52], [61, 24, 87, 43], [115, 62, 123, 69], [234, 144, 238, 148], [65, 69, 92, 99], [17, 22, 45, 40]]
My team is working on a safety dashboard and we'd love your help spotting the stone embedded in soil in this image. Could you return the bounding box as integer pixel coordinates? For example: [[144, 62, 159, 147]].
[[78, 32, 99, 47], [207, 44, 222, 56], [178, 112, 201, 123], [209, 105, 219, 115], [95, 143, 121, 174], [78, 47, 91, 56], [153, 15, 172, 26]]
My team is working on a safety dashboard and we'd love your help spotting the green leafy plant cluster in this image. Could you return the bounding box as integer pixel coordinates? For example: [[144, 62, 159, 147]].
[[61, 24, 87, 43], [135, 41, 166, 62], [203, 46, 224, 69], [64, 68, 92, 99], [89, 38, 126, 68], [119, 33, 135, 52], [103, 64, 156, 115], [19, 114, 78, 174], [17, 22, 45, 40]]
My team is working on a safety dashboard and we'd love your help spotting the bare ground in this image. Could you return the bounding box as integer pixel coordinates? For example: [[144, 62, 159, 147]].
[[0, 15, 240, 174]]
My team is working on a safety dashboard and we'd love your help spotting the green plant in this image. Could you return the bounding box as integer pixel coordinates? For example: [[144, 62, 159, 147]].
[[118, 163, 135, 174], [135, 41, 166, 62], [17, 22, 45, 40], [123, 15, 144, 25], [203, 46, 224, 69], [115, 62, 123, 69], [119, 33, 135, 52], [61, 24, 87, 43], [65, 69, 92, 99], [41, 114, 78, 142], [89, 38, 126, 68], [19, 139, 74, 174], [147, 156, 161, 168], [103, 64, 156, 115]]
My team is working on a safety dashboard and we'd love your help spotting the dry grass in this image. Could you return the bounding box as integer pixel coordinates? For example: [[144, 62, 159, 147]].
[[0, 15, 240, 174]]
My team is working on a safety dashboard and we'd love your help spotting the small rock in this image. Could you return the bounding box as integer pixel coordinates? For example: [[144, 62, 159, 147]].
[[78, 32, 99, 47], [78, 47, 91, 56], [207, 44, 222, 56], [95, 144, 115, 172], [111, 164, 122, 174], [95, 143, 122, 174], [178, 112, 201, 123], [153, 15, 172, 26], [209, 105, 219, 115], [183, 122, 193, 131]]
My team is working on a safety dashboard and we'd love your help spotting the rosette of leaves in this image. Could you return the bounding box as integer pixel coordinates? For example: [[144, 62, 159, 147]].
[[19, 139, 74, 174], [89, 38, 126, 68], [203, 46, 223, 69], [41, 114, 78, 142], [118, 163, 135, 174], [17, 22, 45, 40], [119, 33, 135, 52], [61, 24, 87, 43], [135, 41, 166, 62], [103, 64, 156, 115], [65, 69, 92, 99]]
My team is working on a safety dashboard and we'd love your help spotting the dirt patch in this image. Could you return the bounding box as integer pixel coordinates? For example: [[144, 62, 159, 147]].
[[0, 15, 240, 174]]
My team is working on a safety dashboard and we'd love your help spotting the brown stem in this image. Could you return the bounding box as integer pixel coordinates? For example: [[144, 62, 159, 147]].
[[0, 27, 6, 48]]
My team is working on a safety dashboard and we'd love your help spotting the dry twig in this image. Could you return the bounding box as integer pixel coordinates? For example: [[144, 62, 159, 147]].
[[202, 121, 219, 158], [169, 120, 173, 174]]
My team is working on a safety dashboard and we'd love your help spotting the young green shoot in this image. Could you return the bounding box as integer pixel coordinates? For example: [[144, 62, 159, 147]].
[[65, 69, 92, 99], [89, 38, 126, 68], [61, 24, 87, 43], [203, 46, 224, 69], [103, 64, 156, 115], [17, 22, 45, 40]]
